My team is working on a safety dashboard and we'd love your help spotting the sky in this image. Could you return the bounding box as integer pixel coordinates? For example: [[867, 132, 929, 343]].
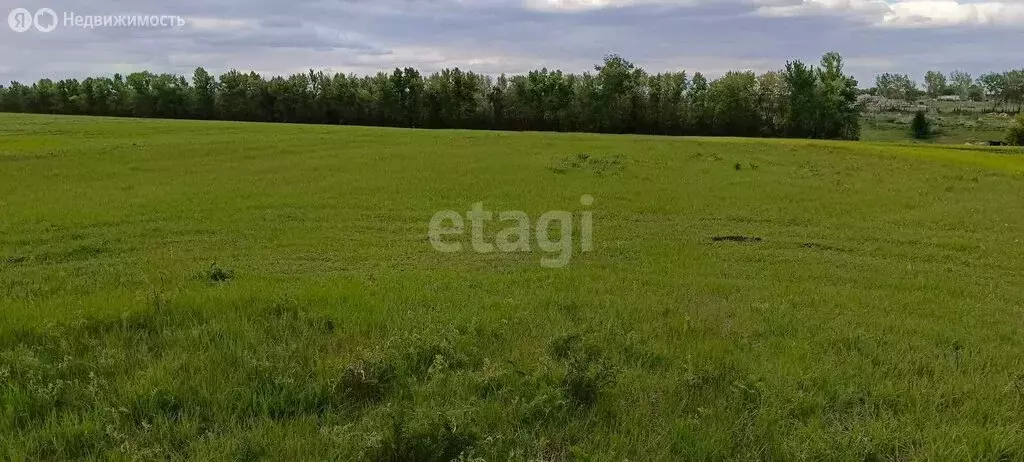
[[1, 0, 1022, 87]]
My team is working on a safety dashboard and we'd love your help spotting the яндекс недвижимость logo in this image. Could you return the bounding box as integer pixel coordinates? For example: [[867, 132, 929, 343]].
[[8, 7, 186, 32], [8, 8, 57, 33]]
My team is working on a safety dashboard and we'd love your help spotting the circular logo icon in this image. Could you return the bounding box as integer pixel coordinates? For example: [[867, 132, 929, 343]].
[[33, 8, 57, 32], [8, 8, 33, 32]]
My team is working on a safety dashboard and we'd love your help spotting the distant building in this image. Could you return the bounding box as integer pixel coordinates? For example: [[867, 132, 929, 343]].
[[938, 95, 961, 101]]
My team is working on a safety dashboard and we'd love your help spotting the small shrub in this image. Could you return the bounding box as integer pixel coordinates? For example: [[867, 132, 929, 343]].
[[1007, 114, 1024, 146], [200, 263, 234, 283], [561, 357, 615, 408], [548, 334, 615, 408], [369, 412, 478, 461], [911, 110, 932, 139], [339, 359, 396, 404], [549, 334, 584, 361]]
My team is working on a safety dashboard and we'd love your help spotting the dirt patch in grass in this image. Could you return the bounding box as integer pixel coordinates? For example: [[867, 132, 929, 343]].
[[548, 153, 626, 176], [711, 235, 764, 244]]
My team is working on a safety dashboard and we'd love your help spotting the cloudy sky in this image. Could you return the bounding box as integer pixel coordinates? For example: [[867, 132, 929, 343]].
[[1, 0, 1022, 87]]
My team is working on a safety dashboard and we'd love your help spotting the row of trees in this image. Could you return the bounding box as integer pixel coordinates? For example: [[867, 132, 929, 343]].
[[0, 53, 862, 140], [872, 69, 1024, 111]]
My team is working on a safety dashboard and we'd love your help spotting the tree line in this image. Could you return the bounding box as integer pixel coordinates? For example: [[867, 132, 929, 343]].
[[0, 53, 861, 140], [871, 69, 1024, 111]]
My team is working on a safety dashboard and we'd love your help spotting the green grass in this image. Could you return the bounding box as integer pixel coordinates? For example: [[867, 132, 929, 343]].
[[2, 113, 1024, 460], [861, 111, 1014, 144]]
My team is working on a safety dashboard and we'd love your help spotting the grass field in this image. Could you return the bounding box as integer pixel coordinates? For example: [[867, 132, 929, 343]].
[[3, 113, 1024, 460], [860, 111, 1014, 145]]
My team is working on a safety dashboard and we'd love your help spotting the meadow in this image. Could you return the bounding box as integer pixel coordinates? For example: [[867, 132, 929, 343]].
[[2, 113, 1024, 460], [860, 111, 1013, 144]]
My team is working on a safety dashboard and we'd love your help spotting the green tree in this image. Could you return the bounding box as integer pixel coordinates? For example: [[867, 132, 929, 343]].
[[110, 74, 131, 116], [0, 52, 873, 141], [979, 72, 1009, 110], [646, 71, 687, 135], [949, 70, 972, 100], [1006, 69, 1024, 111], [192, 67, 217, 120], [708, 71, 760, 137], [0, 82, 29, 112], [784, 60, 817, 136], [29, 79, 58, 113], [816, 52, 861, 140], [875, 73, 917, 108], [686, 72, 710, 134], [594, 54, 645, 133], [924, 70, 947, 98], [1007, 113, 1024, 146], [911, 110, 932, 139], [756, 71, 789, 135]]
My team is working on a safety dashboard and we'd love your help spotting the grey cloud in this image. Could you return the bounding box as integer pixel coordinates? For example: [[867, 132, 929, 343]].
[[0, 0, 1022, 86]]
